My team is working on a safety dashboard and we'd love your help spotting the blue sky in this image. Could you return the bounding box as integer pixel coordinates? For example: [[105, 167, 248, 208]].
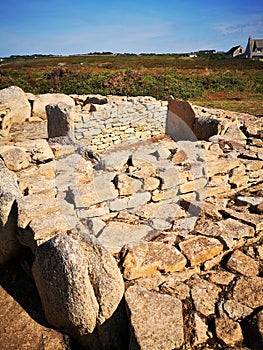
[[0, 0, 263, 56]]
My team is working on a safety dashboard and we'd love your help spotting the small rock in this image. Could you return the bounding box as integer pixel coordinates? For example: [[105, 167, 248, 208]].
[[226, 249, 259, 276], [179, 236, 223, 266], [0, 146, 30, 171], [208, 270, 235, 286], [193, 313, 209, 346], [215, 314, 243, 347], [116, 174, 142, 195], [122, 242, 186, 280], [190, 277, 221, 316], [223, 300, 253, 321], [125, 286, 184, 350], [97, 222, 152, 254], [232, 276, 263, 309]]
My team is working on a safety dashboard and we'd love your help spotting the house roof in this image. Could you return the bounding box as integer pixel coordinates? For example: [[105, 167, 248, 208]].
[[226, 45, 243, 55], [253, 39, 263, 49]]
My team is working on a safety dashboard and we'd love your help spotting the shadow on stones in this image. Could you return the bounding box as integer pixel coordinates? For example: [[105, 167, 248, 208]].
[[0, 250, 50, 328], [241, 309, 263, 350], [77, 299, 130, 350]]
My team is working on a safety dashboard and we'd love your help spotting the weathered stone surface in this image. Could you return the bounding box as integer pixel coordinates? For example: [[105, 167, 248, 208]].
[[46, 102, 75, 139], [190, 277, 221, 316], [0, 285, 67, 350], [218, 218, 254, 249], [130, 157, 156, 178], [223, 300, 253, 321], [208, 270, 235, 286], [125, 286, 184, 350], [193, 313, 209, 346], [32, 232, 124, 338], [132, 272, 166, 291], [179, 236, 223, 266], [232, 276, 263, 309], [167, 96, 196, 141], [117, 174, 142, 195], [97, 222, 152, 253], [16, 139, 54, 163], [20, 213, 76, 250], [0, 86, 31, 129], [160, 281, 190, 300], [122, 242, 186, 280], [226, 249, 259, 276], [33, 93, 75, 120], [18, 194, 60, 229], [0, 159, 22, 264], [215, 314, 243, 346], [0, 146, 30, 171]]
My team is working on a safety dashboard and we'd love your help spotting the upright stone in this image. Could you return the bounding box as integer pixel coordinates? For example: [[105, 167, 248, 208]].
[[46, 102, 75, 139]]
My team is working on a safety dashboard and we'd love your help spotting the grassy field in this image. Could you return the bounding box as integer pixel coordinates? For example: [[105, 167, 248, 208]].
[[1, 53, 262, 115]]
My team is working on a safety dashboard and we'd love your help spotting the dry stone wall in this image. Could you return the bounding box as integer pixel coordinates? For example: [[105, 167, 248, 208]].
[[73, 96, 168, 151]]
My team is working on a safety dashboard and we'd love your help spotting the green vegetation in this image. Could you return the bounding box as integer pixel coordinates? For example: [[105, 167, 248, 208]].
[[0, 53, 262, 115]]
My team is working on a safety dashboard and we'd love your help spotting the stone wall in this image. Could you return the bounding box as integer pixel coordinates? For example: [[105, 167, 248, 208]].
[[73, 96, 168, 151]]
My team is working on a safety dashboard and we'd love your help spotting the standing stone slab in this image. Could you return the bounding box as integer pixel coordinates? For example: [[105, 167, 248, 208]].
[[32, 231, 124, 338], [125, 286, 184, 350], [46, 102, 75, 139]]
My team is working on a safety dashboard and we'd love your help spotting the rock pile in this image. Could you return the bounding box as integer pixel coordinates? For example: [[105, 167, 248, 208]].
[[0, 87, 262, 349]]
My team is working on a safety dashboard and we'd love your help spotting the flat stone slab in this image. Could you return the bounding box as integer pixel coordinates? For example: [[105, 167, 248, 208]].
[[179, 236, 223, 266], [96, 221, 153, 253], [122, 242, 186, 280]]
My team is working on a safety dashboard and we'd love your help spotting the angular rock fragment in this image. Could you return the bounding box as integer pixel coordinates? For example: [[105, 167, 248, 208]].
[[232, 276, 263, 309], [223, 300, 253, 321], [0, 146, 30, 171], [190, 277, 221, 316], [0, 86, 31, 128], [215, 314, 243, 347], [226, 249, 259, 276], [16, 139, 54, 163], [116, 174, 142, 195], [179, 236, 223, 266], [125, 286, 184, 350], [218, 218, 254, 249], [122, 242, 186, 280]]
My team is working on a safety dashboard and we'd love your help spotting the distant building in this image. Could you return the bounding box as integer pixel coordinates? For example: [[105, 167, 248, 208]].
[[198, 49, 217, 55], [245, 36, 263, 60], [225, 45, 244, 58]]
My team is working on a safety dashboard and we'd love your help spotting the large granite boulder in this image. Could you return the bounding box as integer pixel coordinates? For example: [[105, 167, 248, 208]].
[[32, 93, 75, 120], [0, 86, 31, 130], [32, 229, 124, 339]]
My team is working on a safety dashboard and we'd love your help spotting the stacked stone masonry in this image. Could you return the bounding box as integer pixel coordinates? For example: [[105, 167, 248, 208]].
[[73, 96, 168, 151], [0, 87, 263, 350]]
